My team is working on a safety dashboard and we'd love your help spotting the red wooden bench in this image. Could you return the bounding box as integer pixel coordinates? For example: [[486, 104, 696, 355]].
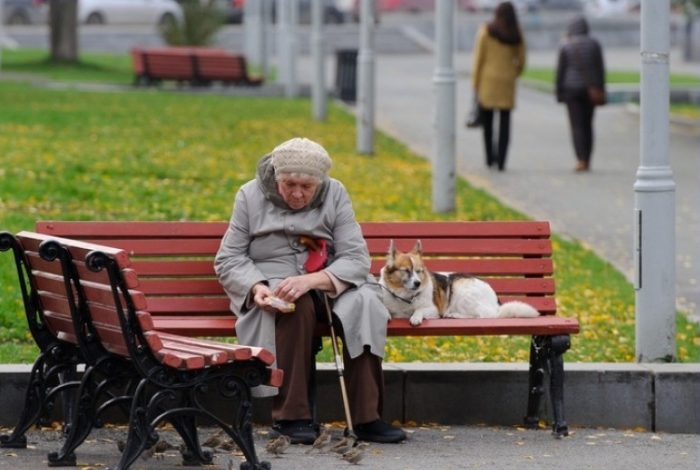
[[35, 220, 579, 437], [4, 231, 282, 469], [131, 47, 263, 87]]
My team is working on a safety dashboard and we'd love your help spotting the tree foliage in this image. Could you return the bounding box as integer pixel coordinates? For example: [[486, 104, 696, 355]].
[[160, 0, 225, 46]]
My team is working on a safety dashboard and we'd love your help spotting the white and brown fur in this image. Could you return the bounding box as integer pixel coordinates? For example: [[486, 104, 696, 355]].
[[378, 240, 540, 326]]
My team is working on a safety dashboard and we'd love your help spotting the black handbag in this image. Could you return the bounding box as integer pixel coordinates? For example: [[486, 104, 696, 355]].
[[465, 92, 482, 128]]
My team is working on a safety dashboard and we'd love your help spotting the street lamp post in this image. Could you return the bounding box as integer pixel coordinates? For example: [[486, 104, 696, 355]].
[[311, 0, 327, 121], [432, 0, 456, 213], [357, 0, 375, 154], [634, 0, 676, 362]]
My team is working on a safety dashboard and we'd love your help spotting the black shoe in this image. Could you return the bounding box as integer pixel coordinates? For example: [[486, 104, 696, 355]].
[[353, 420, 406, 443], [270, 420, 318, 445]]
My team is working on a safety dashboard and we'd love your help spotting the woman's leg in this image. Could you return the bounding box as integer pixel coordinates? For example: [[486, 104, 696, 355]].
[[480, 107, 495, 167], [566, 94, 589, 170], [272, 294, 317, 421], [582, 101, 595, 168], [497, 109, 511, 171]]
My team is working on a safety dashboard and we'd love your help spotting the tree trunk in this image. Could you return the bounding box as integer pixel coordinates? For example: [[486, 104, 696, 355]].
[[50, 0, 79, 63]]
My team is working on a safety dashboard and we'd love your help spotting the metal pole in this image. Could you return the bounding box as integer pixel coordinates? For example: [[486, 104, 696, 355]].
[[356, 0, 375, 154], [634, 0, 676, 362], [245, 0, 266, 74], [262, 0, 272, 78], [432, 0, 456, 213], [288, 0, 299, 97], [0, 0, 4, 73], [276, 0, 298, 95], [276, 0, 287, 87], [311, 0, 326, 121]]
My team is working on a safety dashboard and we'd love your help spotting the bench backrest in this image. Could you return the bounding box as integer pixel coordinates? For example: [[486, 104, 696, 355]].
[[17, 231, 150, 358], [131, 47, 261, 84], [35, 221, 556, 319]]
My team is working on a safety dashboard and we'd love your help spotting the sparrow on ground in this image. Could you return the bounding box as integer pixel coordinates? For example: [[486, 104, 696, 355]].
[[305, 428, 333, 454], [202, 429, 227, 448], [265, 434, 291, 457], [341, 445, 367, 464], [330, 436, 356, 454]]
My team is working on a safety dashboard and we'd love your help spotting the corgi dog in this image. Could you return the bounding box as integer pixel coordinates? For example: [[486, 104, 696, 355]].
[[378, 240, 540, 326]]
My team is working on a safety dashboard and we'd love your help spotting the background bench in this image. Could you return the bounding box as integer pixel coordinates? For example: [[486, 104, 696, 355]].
[[131, 47, 263, 87], [36, 220, 579, 436]]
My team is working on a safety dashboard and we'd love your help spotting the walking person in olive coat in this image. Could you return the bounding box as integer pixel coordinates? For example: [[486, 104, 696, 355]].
[[471, 1, 526, 171], [556, 16, 606, 172]]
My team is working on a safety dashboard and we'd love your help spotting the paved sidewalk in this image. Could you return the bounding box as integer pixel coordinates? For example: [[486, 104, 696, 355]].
[[2, 424, 698, 470], [367, 48, 699, 320]]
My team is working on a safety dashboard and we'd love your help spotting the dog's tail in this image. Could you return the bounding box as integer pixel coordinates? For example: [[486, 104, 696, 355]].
[[498, 301, 540, 318]]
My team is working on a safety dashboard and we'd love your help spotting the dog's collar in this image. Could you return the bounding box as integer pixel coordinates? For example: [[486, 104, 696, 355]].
[[374, 282, 419, 305]]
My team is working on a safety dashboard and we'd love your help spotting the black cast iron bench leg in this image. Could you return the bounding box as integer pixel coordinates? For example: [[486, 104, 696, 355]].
[[524, 335, 570, 437]]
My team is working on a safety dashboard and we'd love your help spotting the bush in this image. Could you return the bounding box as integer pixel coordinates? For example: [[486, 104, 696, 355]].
[[160, 0, 225, 46]]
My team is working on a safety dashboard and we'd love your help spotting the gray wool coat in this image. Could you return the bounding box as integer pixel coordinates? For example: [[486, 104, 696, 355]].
[[214, 155, 390, 397]]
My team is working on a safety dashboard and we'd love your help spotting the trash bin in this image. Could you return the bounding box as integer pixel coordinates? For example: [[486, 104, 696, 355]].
[[335, 49, 358, 102]]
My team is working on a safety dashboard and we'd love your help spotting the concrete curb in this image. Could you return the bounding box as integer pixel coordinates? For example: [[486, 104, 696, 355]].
[[2, 363, 697, 434]]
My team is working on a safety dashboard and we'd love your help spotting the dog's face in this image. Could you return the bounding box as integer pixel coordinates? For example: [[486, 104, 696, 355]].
[[381, 240, 430, 292]]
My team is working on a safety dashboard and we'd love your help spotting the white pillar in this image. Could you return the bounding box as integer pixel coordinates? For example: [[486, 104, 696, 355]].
[[356, 0, 375, 154], [0, 0, 4, 72], [432, 0, 456, 213], [634, 0, 676, 362], [277, 0, 298, 97], [244, 0, 266, 73], [311, 0, 327, 121]]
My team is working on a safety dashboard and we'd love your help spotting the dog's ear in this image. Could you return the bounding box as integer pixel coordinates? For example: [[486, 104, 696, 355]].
[[387, 240, 397, 267], [412, 239, 423, 255]]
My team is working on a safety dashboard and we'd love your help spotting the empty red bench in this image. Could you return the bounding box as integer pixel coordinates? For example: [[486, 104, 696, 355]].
[[131, 47, 263, 87]]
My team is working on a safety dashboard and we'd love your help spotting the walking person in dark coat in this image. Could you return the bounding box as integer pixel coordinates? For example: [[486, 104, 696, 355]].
[[556, 16, 606, 172]]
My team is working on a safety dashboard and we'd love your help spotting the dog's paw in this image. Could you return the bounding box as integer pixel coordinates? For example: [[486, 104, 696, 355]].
[[409, 313, 424, 326]]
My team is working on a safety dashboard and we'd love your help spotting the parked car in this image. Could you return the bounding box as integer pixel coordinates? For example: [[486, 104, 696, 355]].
[[536, 0, 583, 10], [77, 0, 183, 26], [2, 0, 47, 25], [582, 0, 638, 16], [208, 0, 244, 24]]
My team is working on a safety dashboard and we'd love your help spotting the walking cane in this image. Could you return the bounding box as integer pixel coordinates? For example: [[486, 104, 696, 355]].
[[321, 293, 357, 443], [299, 236, 357, 443]]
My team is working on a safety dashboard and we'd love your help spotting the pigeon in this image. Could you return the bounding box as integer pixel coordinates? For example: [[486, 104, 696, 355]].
[[265, 435, 291, 457], [305, 427, 333, 453]]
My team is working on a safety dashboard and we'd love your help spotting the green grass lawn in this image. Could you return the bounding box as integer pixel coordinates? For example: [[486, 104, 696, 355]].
[[522, 67, 700, 119], [0, 51, 697, 365], [523, 67, 700, 87]]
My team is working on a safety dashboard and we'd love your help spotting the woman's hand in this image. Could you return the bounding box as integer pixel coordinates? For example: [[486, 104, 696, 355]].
[[252, 283, 279, 312], [273, 275, 315, 302]]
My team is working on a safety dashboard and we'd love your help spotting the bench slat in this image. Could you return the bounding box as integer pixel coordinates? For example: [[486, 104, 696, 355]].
[[36, 221, 552, 239], [361, 221, 551, 238], [134, 277, 554, 296], [386, 317, 579, 336], [37, 221, 227, 238], [366, 238, 551, 256]]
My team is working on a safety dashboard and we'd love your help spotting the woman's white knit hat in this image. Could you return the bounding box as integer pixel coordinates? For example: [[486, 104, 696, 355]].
[[270, 137, 332, 179]]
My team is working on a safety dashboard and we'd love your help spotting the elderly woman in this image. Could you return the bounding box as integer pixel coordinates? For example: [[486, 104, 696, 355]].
[[215, 137, 406, 445]]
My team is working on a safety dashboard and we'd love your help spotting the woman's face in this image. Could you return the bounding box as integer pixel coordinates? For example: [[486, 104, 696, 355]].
[[276, 174, 319, 210]]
